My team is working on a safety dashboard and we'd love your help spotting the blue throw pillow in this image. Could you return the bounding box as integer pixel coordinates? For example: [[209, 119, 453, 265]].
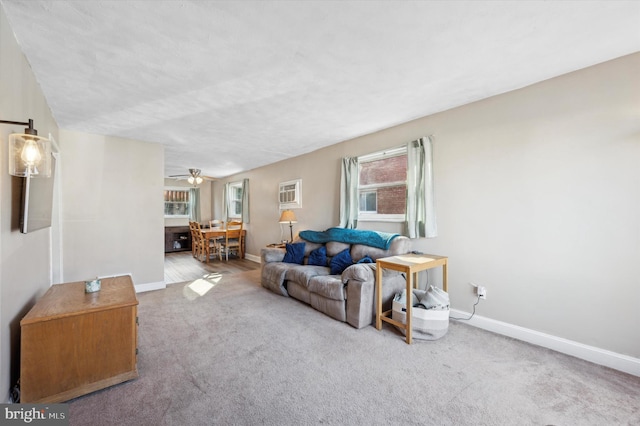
[[330, 248, 353, 275], [308, 246, 327, 266], [282, 242, 305, 264], [357, 255, 374, 264]]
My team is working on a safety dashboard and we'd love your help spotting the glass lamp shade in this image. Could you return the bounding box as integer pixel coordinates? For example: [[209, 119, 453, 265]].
[[9, 133, 51, 177], [188, 176, 203, 185]]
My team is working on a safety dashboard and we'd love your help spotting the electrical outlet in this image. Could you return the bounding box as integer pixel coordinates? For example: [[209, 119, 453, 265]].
[[477, 286, 487, 299]]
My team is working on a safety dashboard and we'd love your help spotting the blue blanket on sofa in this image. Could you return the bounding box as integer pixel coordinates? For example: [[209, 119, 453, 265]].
[[298, 227, 400, 250]]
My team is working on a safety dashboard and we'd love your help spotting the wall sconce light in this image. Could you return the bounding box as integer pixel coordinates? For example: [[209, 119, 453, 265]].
[[1, 118, 51, 177], [279, 209, 297, 242]]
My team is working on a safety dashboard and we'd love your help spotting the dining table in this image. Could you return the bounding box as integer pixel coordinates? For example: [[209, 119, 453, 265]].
[[200, 226, 246, 259]]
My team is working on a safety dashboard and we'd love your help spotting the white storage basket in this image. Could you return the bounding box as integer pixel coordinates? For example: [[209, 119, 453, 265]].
[[392, 286, 449, 341]]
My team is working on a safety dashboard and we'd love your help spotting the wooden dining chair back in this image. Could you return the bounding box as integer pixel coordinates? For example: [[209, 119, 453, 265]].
[[207, 219, 225, 248], [209, 219, 224, 229], [190, 221, 218, 263], [188, 221, 201, 258], [220, 220, 243, 261]]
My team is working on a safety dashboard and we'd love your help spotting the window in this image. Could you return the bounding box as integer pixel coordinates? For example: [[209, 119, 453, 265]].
[[228, 181, 243, 218], [341, 136, 435, 234], [164, 188, 191, 218], [358, 147, 407, 221], [359, 190, 377, 213], [279, 179, 302, 209]]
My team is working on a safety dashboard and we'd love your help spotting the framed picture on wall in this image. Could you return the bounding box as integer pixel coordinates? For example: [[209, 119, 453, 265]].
[[279, 179, 302, 209]]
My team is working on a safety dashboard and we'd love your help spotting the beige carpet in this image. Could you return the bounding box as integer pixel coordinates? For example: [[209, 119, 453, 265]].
[[68, 269, 640, 425]]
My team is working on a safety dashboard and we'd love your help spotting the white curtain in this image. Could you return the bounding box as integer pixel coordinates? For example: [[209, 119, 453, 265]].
[[339, 157, 359, 229], [406, 136, 437, 238], [241, 178, 250, 223], [222, 179, 250, 223], [222, 183, 229, 222], [189, 187, 201, 223]]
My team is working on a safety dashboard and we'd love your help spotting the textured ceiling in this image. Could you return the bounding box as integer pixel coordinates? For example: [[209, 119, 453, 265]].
[[2, 1, 639, 178]]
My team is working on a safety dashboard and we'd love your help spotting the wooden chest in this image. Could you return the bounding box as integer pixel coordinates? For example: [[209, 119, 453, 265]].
[[20, 275, 139, 403]]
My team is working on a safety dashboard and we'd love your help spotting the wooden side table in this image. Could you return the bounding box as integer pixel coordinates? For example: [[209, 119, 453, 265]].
[[266, 243, 286, 248], [20, 275, 139, 403], [375, 254, 448, 344]]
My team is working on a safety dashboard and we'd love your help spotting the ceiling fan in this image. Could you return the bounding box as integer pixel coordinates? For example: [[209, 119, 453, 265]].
[[168, 168, 216, 186]]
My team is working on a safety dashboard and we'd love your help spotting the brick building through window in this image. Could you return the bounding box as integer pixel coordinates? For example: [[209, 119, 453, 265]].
[[358, 148, 407, 219]]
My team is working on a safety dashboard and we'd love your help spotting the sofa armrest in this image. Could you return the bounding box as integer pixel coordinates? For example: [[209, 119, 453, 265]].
[[343, 264, 375, 329], [341, 262, 375, 283], [261, 247, 285, 264], [343, 264, 407, 329]]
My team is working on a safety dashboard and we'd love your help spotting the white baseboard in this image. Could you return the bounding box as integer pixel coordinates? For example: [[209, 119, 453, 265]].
[[135, 281, 166, 293], [96, 273, 165, 293], [245, 253, 261, 263], [449, 309, 640, 377]]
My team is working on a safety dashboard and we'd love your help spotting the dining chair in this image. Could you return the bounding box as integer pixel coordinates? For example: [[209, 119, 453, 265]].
[[188, 221, 201, 259], [208, 219, 225, 248], [220, 220, 243, 261], [191, 221, 218, 263], [209, 219, 224, 228]]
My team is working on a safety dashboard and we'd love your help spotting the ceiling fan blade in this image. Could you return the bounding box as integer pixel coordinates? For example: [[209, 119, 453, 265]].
[[167, 169, 217, 181]]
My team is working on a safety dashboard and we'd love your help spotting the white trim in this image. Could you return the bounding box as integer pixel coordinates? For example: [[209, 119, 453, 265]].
[[359, 145, 406, 162], [227, 180, 243, 218], [450, 309, 640, 377], [135, 281, 166, 293], [164, 187, 191, 218], [360, 181, 406, 190], [357, 146, 407, 222], [244, 253, 261, 263], [278, 179, 302, 209], [358, 214, 405, 223], [93, 273, 165, 293], [50, 145, 63, 284]]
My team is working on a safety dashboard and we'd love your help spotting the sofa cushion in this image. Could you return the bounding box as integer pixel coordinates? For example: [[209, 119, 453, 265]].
[[283, 242, 306, 264], [326, 241, 350, 257], [350, 236, 412, 261], [308, 245, 328, 266], [330, 248, 353, 275], [284, 264, 330, 287], [303, 241, 323, 256], [308, 275, 346, 301]]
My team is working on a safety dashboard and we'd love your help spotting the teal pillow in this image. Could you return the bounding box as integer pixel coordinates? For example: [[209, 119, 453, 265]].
[[308, 246, 327, 266], [283, 242, 305, 264], [330, 248, 353, 275]]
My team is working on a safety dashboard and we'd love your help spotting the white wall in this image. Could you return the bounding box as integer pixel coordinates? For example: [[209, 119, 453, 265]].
[[420, 55, 640, 358], [0, 6, 59, 401], [59, 130, 165, 287], [216, 53, 640, 360], [0, 9, 166, 394]]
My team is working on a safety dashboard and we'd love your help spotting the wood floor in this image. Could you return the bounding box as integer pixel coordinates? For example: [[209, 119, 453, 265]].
[[164, 250, 260, 284]]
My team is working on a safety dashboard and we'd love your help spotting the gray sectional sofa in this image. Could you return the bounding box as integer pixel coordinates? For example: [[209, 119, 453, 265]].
[[261, 229, 412, 329]]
